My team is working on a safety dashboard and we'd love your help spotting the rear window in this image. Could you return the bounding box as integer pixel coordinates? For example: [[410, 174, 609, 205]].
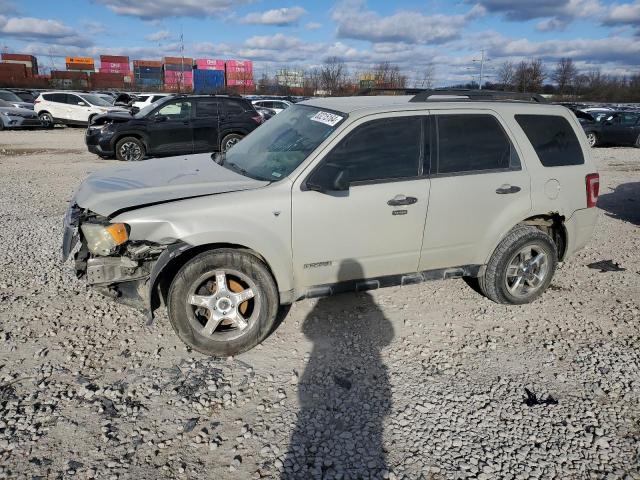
[[515, 115, 584, 167], [436, 114, 515, 174]]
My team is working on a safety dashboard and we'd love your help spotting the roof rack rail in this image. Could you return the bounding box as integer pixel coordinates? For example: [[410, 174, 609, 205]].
[[355, 87, 427, 96], [410, 89, 546, 103]]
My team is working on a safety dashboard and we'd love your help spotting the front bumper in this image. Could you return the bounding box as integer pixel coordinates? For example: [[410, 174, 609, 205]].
[[1, 115, 43, 128], [85, 127, 115, 158]]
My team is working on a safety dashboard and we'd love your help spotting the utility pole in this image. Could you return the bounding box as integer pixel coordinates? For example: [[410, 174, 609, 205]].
[[472, 49, 488, 90], [179, 25, 184, 94]]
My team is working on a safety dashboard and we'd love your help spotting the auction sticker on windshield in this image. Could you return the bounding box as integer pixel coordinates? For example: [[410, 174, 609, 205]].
[[310, 111, 343, 127]]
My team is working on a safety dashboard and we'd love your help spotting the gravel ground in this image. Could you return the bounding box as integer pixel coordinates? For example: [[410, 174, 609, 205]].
[[0, 128, 639, 480]]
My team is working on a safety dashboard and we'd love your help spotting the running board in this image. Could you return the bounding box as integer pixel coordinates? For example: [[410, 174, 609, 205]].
[[301, 265, 482, 300]]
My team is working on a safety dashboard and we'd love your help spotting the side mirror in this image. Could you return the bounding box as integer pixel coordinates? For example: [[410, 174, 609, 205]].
[[78, 102, 87, 106], [154, 114, 168, 122], [306, 164, 350, 193]]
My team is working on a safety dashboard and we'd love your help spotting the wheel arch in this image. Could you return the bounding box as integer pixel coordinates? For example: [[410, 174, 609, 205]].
[[111, 132, 150, 151], [149, 241, 282, 317]]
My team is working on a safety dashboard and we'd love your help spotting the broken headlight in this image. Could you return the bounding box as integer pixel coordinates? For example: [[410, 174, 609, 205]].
[[81, 223, 129, 256]]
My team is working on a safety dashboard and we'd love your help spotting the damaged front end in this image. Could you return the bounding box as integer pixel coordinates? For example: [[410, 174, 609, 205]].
[[63, 203, 167, 315]]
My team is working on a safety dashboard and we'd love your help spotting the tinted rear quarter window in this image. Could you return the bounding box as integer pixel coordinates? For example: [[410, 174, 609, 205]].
[[516, 114, 584, 167], [436, 114, 514, 174]]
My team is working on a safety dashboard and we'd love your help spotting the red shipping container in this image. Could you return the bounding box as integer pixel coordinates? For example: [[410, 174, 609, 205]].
[[100, 55, 129, 64], [195, 59, 225, 70], [164, 56, 193, 65], [133, 60, 162, 68], [1, 53, 34, 61], [52, 70, 88, 80], [0, 63, 27, 76], [67, 63, 95, 71]]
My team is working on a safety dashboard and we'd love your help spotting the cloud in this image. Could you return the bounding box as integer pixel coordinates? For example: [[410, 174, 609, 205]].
[[241, 7, 306, 26], [146, 30, 172, 42], [94, 0, 251, 20], [82, 20, 106, 34], [536, 18, 569, 31], [331, 0, 484, 45], [0, 0, 18, 15], [0, 15, 91, 46], [603, 1, 640, 34], [305, 22, 322, 30], [469, 0, 603, 21]]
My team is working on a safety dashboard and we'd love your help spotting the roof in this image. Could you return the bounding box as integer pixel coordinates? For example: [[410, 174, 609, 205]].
[[301, 94, 567, 118]]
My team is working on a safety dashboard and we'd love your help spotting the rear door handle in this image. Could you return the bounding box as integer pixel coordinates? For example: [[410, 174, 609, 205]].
[[387, 195, 418, 206], [496, 185, 521, 194]]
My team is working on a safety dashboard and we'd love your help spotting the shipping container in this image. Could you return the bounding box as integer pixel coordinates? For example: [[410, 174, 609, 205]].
[[91, 72, 127, 88], [67, 62, 95, 72], [2, 53, 33, 61], [50, 78, 89, 89], [100, 62, 130, 71], [66, 56, 94, 65], [133, 60, 162, 68], [0, 63, 27, 77], [2, 53, 38, 75], [164, 56, 193, 65], [134, 66, 163, 75], [193, 69, 224, 94], [164, 63, 193, 72], [195, 59, 225, 70], [51, 70, 89, 80], [100, 55, 129, 64], [164, 70, 193, 80], [135, 78, 163, 86]]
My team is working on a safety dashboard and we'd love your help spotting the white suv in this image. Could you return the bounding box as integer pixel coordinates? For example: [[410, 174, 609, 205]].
[[252, 99, 292, 114], [130, 93, 173, 110], [35, 91, 127, 127], [63, 90, 599, 357]]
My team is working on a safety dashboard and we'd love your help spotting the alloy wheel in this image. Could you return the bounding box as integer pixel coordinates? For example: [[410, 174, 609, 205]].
[[587, 132, 597, 147], [224, 137, 240, 151], [186, 269, 260, 341], [40, 113, 52, 128], [504, 245, 550, 298], [119, 142, 142, 161]]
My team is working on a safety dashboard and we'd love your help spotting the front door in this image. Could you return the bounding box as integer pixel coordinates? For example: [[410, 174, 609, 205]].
[[147, 100, 194, 155], [65, 94, 88, 123], [292, 114, 430, 289], [419, 112, 532, 270], [604, 113, 640, 145]]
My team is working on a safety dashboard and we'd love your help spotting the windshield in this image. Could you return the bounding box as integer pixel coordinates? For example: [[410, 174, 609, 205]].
[[80, 94, 112, 107], [0, 91, 22, 102], [134, 96, 173, 118], [220, 104, 345, 181]]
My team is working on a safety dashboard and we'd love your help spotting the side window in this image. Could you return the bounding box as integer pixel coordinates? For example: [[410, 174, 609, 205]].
[[436, 114, 514, 174], [321, 117, 422, 183], [156, 101, 192, 120], [196, 99, 221, 118], [620, 114, 639, 125], [224, 101, 247, 116], [49, 93, 67, 103], [151, 95, 165, 103], [68, 95, 84, 106], [515, 114, 584, 167]]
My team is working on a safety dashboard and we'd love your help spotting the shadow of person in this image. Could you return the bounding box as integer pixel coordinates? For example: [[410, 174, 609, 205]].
[[282, 260, 395, 479], [597, 182, 640, 227]]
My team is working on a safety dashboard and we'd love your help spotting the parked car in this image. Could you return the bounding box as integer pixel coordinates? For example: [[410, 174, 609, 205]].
[[114, 93, 134, 107], [85, 94, 264, 161], [255, 106, 276, 121], [63, 90, 599, 357], [130, 93, 173, 110], [0, 99, 42, 130], [7, 88, 37, 104], [251, 99, 292, 114], [582, 111, 640, 147], [0, 89, 34, 110], [34, 91, 128, 128]]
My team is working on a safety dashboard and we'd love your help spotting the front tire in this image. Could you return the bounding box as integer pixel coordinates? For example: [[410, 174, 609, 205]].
[[478, 226, 558, 305], [167, 249, 279, 357], [221, 133, 244, 152], [115, 137, 145, 161], [586, 132, 598, 148]]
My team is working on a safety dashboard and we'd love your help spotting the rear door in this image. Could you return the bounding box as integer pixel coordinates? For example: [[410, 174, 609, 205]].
[[607, 113, 640, 145], [44, 93, 68, 120], [146, 99, 194, 155], [193, 98, 222, 152], [419, 111, 531, 270]]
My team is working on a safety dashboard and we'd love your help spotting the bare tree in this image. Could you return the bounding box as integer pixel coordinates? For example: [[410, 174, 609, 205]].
[[372, 61, 407, 88], [496, 60, 515, 90], [414, 64, 436, 89], [514, 59, 547, 93], [552, 58, 577, 96], [319, 56, 348, 95]]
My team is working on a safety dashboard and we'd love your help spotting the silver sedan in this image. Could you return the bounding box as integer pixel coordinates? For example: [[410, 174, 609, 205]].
[[0, 99, 43, 130]]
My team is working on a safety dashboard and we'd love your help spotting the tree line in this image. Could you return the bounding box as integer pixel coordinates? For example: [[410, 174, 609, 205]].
[[259, 56, 639, 103]]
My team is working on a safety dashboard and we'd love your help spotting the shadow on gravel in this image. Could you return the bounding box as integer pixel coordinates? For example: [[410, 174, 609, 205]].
[[598, 182, 640, 226], [282, 261, 394, 479]]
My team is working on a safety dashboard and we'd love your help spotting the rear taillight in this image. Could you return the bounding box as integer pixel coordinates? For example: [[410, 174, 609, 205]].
[[586, 173, 599, 208], [34, 99, 40, 104], [251, 115, 264, 124]]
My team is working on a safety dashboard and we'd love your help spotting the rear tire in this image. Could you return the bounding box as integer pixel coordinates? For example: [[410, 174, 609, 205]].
[[586, 131, 598, 148], [38, 112, 54, 129], [635, 133, 640, 148], [221, 133, 244, 152], [478, 226, 558, 305], [167, 249, 279, 357], [115, 137, 145, 161]]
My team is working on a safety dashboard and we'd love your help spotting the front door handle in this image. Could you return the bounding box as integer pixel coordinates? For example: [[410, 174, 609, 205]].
[[387, 195, 418, 206], [496, 185, 521, 194]]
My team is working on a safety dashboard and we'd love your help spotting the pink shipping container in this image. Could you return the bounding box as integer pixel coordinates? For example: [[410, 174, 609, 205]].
[[101, 61, 130, 70], [195, 59, 225, 70], [226, 79, 254, 86], [164, 71, 193, 82]]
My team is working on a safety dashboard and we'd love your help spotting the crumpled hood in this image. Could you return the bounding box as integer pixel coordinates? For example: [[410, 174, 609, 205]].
[[74, 153, 270, 217]]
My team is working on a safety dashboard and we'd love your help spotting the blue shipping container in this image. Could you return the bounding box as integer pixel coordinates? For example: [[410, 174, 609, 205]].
[[194, 69, 225, 94], [164, 63, 193, 72], [134, 66, 163, 75]]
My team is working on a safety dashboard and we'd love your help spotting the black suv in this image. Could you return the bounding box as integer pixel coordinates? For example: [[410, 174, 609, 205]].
[[581, 110, 640, 148], [86, 95, 264, 161]]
